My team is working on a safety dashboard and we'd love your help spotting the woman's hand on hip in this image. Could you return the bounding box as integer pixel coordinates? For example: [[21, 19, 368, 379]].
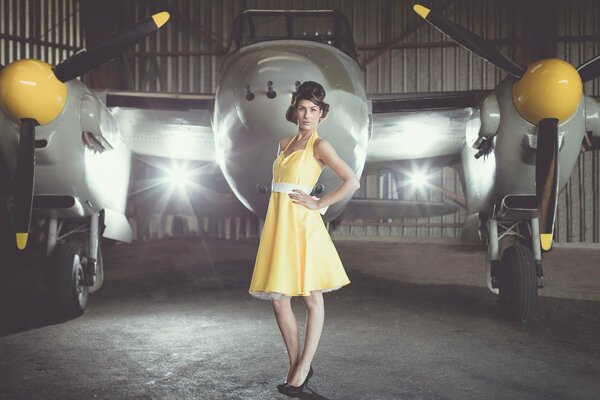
[[289, 189, 320, 210]]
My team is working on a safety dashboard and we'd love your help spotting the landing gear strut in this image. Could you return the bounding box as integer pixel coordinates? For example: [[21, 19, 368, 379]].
[[483, 201, 544, 322], [46, 212, 103, 319]]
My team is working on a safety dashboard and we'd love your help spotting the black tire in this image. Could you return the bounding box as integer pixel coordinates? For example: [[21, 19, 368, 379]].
[[498, 244, 538, 322], [51, 243, 89, 319]]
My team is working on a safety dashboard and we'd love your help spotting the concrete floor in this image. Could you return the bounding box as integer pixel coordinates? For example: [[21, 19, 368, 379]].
[[0, 237, 599, 400]]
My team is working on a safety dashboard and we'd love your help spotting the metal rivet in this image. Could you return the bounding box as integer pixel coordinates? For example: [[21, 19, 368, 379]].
[[267, 81, 277, 99], [256, 183, 268, 194], [245, 84, 255, 101]]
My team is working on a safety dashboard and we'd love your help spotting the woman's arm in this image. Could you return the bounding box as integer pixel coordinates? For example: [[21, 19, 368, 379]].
[[289, 138, 360, 210]]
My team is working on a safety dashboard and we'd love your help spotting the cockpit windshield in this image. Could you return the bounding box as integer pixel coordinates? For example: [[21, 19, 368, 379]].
[[229, 10, 358, 61]]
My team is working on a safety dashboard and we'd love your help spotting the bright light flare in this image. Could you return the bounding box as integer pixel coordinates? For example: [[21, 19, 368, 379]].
[[129, 156, 226, 218], [401, 167, 439, 201], [407, 170, 430, 189], [166, 163, 193, 190]]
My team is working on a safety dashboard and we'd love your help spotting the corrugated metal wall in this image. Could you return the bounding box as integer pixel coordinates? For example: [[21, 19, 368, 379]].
[[124, 0, 515, 93], [2, 0, 599, 243], [554, 0, 600, 243], [0, 0, 82, 66]]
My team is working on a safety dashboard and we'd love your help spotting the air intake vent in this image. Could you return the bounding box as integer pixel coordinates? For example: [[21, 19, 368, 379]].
[[33, 195, 76, 209]]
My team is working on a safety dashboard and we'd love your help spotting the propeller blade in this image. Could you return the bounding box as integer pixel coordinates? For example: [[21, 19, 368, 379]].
[[15, 118, 37, 250], [413, 4, 525, 78], [535, 118, 559, 251], [52, 11, 170, 82], [576, 54, 600, 83]]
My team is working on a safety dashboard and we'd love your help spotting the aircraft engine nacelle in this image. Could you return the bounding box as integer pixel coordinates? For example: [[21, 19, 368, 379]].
[[462, 77, 587, 215], [584, 96, 600, 150], [30, 81, 131, 241], [213, 41, 369, 218]]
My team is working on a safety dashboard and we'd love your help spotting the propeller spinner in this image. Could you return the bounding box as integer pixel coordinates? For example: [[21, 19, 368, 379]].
[[0, 11, 170, 250], [413, 3, 600, 250]]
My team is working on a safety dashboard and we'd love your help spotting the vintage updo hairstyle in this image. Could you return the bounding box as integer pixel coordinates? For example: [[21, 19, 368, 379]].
[[285, 81, 330, 124]]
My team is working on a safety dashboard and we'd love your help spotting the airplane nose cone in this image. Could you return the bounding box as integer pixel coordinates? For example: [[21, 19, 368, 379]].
[[0, 59, 67, 125], [512, 58, 582, 125], [231, 57, 323, 135]]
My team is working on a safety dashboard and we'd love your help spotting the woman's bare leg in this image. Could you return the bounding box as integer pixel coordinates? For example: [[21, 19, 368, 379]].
[[272, 296, 301, 381], [287, 291, 324, 386]]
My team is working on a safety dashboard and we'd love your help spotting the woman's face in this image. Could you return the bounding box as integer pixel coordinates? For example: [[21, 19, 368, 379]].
[[295, 99, 323, 131]]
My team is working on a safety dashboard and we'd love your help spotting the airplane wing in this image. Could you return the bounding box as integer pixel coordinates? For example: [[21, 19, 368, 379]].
[[367, 91, 485, 162], [354, 91, 485, 219], [94, 90, 215, 161], [342, 198, 460, 219]]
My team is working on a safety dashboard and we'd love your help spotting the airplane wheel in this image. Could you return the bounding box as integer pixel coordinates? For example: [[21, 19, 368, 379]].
[[51, 242, 89, 319], [498, 244, 537, 322]]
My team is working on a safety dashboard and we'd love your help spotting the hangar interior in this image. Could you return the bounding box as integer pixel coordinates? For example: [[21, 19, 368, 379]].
[[1, 0, 599, 243]]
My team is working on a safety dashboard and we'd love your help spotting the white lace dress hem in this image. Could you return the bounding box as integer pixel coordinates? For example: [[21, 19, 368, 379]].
[[249, 285, 344, 301]]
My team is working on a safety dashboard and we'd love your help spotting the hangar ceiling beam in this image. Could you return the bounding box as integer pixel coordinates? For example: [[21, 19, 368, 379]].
[[0, 33, 80, 52]]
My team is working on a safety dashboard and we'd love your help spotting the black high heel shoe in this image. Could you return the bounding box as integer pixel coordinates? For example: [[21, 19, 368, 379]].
[[276, 367, 296, 392], [278, 366, 313, 396], [277, 366, 312, 391]]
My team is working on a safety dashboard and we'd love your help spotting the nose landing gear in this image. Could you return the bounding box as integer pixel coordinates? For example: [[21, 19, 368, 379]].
[[483, 204, 544, 322]]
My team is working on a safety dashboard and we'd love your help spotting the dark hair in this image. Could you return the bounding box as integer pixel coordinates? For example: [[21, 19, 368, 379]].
[[285, 81, 330, 124]]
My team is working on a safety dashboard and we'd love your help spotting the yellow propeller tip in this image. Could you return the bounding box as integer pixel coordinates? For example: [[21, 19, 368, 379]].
[[16, 233, 28, 250], [413, 4, 431, 18], [152, 11, 170, 28], [540, 234, 553, 251]]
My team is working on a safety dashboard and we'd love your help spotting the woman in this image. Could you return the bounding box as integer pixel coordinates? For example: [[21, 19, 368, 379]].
[[249, 81, 360, 395]]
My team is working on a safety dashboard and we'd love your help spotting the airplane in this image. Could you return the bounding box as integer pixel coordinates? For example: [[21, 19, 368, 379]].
[[109, 7, 600, 322], [111, 6, 600, 322], [2, 6, 598, 322], [410, 4, 600, 320], [0, 11, 171, 319]]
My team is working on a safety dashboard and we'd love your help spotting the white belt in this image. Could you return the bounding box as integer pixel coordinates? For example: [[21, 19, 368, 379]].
[[271, 182, 329, 215]]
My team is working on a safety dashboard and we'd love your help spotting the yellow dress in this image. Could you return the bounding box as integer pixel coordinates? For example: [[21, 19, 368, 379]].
[[249, 131, 350, 300]]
